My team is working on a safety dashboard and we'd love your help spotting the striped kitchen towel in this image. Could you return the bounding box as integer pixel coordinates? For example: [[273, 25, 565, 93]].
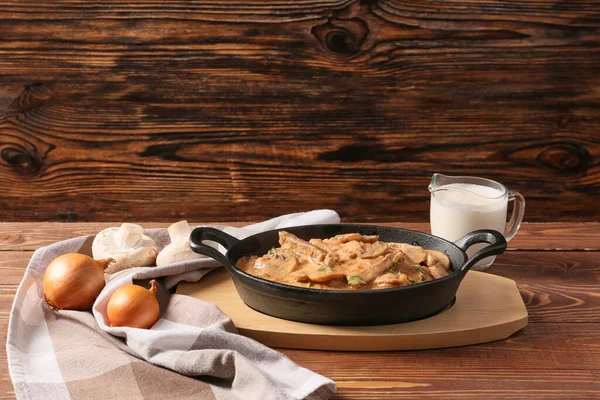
[[7, 210, 340, 399]]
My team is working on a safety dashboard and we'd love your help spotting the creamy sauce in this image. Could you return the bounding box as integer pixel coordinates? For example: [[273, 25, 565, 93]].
[[236, 231, 452, 290]]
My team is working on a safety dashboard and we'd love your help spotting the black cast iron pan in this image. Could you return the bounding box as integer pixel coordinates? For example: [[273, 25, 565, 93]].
[[189, 224, 506, 326]]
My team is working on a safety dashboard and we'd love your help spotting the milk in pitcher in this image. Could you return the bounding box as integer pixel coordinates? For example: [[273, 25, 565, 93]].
[[430, 183, 507, 268]]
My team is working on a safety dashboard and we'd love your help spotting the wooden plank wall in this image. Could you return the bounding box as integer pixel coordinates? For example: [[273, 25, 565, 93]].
[[0, 1, 598, 222]]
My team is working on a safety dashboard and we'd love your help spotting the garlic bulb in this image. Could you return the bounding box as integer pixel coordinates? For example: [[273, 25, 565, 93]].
[[92, 223, 158, 274], [156, 220, 207, 266]]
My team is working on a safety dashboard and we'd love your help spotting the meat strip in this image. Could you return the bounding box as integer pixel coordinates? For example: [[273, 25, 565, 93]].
[[305, 264, 347, 283], [333, 233, 379, 244], [332, 241, 363, 261], [348, 251, 404, 285], [290, 271, 309, 282], [279, 231, 327, 262], [394, 258, 433, 283], [309, 238, 340, 265], [373, 272, 411, 288], [426, 250, 451, 279]]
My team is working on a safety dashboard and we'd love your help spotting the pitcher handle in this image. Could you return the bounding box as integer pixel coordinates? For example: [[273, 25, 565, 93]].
[[505, 190, 525, 241]]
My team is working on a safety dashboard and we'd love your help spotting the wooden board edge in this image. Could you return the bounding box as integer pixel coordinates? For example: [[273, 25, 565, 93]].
[[243, 314, 529, 351]]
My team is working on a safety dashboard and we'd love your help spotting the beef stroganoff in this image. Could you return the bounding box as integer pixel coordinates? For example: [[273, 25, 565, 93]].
[[236, 231, 451, 290]]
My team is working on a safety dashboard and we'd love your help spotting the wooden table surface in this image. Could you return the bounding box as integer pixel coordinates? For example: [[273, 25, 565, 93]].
[[1, 221, 599, 399]]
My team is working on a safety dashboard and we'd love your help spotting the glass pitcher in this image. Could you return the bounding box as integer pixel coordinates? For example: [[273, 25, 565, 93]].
[[428, 173, 525, 270]]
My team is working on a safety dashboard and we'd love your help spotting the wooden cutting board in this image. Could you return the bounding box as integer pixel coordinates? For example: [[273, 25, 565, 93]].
[[177, 268, 528, 351]]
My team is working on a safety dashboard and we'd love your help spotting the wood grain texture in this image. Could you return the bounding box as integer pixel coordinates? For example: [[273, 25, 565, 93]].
[[1, 222, 599, 251], [1, 223, 600, 398], [331, 370, 600, 400], [281, 362, 600, 399], [492, 251, 600, 323], [1, 1, 599, 222]]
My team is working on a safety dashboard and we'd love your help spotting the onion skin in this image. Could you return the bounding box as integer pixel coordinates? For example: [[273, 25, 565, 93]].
[[107, 280, 160, 329], [43, 253, 112, 311]]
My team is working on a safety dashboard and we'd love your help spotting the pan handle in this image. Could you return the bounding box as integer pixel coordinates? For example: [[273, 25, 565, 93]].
[[189, 227, 239, 267], [454, 230, 507, 272]]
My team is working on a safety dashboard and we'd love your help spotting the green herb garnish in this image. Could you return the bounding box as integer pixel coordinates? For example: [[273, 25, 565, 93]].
[[268, 247, 277, 256], [318, 265, 332, 272], [408, 278, 416, 284], [347, 275, 366, 285], [388, 267, 397, 274], [419, 272, 426, 282], [416, 265, 428, 273]]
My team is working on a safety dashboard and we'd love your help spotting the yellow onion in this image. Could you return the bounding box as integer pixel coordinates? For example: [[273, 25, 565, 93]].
[[107, 280, 160, 329], [43, 253, 113, 310]]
